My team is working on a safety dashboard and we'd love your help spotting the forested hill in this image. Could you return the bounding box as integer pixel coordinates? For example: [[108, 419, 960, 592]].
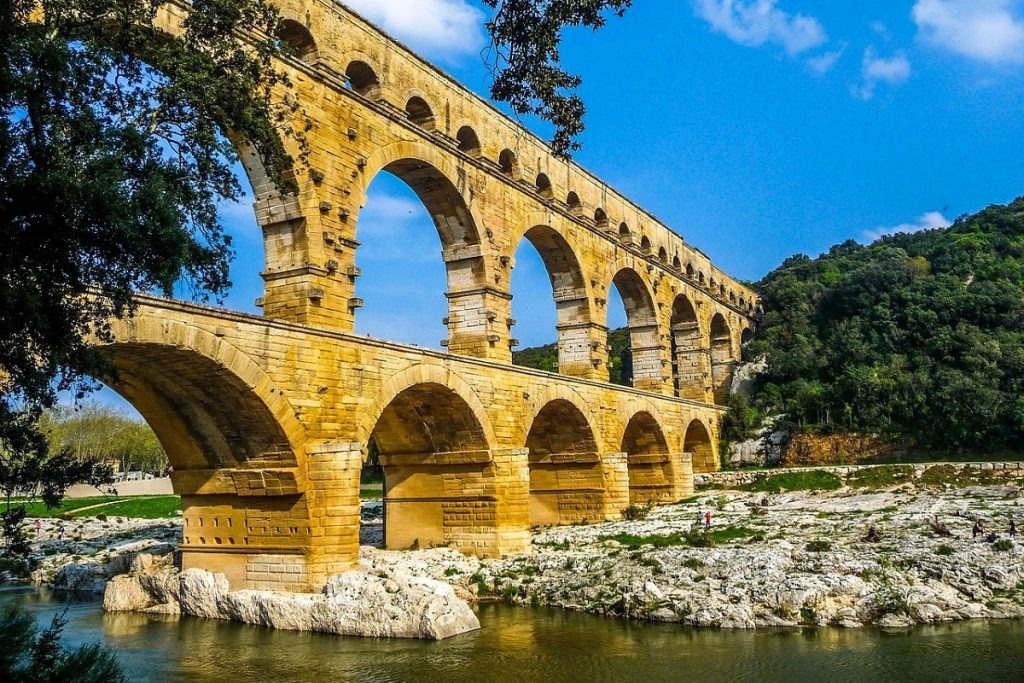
[[746, 197, 1024, 453], [514, 327, 633, 386]]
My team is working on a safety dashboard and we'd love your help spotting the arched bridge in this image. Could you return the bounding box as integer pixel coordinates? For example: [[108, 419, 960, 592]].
[[101, 0, 760, 591]]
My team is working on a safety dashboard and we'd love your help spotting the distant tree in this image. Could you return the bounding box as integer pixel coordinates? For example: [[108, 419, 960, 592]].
[[40, 402, 167, 476], [483, 0, 632, 156], [0, 603, 126, 683]]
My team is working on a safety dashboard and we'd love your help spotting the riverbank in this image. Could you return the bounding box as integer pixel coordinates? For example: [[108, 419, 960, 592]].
[[13, 464, 1024, 630]]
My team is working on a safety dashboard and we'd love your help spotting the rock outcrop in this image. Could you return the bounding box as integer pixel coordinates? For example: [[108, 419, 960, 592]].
[[102, 554, 479, 641]]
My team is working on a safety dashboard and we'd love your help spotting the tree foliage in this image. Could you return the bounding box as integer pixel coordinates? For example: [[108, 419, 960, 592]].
[[514, 326, 632, 385], [40, 402, 167, 475], [0, 0, 298, 517], [483, 0, 631, 157], [747, 198, 1024, 453], [0, 603, 126, 683]]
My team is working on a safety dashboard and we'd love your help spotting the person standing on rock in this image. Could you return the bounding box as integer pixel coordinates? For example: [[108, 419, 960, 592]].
[[1010, 518, 1017, 539], [705, 511, 712, 532], [973, 520, 983, 540]]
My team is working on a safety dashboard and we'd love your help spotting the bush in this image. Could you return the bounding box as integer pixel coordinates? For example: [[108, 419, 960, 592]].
[[622, 501, 654, 521], [935, 544, 955, 556], [994, 539, 1013, 552], [805, 540, 832, 552]]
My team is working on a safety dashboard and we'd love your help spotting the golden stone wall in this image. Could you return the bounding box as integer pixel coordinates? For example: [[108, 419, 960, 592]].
[[104, 0, 761, 591]]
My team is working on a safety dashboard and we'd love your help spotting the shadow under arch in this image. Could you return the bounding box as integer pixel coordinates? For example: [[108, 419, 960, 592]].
[[92, 321, 313, 590], [524, 398, 608, 526], [511, 224, 596, 377], [684, 419, 717, 474], [364, 377, 514, 556], [620, 410, 676, 505]]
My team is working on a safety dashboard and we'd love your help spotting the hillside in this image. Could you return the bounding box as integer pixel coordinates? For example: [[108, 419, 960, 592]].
[[514, 327, 633, 386], [745, 197, 1024, 453]]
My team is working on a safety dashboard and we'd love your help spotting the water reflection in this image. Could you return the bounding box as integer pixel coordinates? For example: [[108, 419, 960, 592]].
[[5, 586, 1024, 682]]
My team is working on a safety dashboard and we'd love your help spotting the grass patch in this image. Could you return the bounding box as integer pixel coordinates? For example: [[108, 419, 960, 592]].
[[919, 465, 997, 488], [599, 526, 759, 550], [738, 470, 842, 494], [359, 488, 383, 499], [17, 496, 181, 519], [846, 465, 914, 489]]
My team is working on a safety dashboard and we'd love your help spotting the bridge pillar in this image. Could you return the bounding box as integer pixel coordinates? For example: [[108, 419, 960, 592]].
[[625, 453, 694, 504], [555, 322, 609, 380], [711, 359, 739, 405], [444, 287, 513, 361], [669, 453, 695, 501], [629, 323, 670, 394], [380, 447, 529, 556], [305, 442, 364, 588], [600, 452, 630, 521]]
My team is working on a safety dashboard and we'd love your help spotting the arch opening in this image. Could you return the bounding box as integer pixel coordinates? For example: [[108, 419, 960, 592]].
[[405, 96, 436, 131], [456, 125, 481, 157], [710, 313, 735, 404], [618, 222, 632, 245], [609, 268, 662, 392], [511, 226, 592, 377], [536, 173, 553, 199], [566, 191, 582, 214], [369, 382, 496, 552], [621, 411, 673, 505], [685, 420, 717, 473], [594, 208, 609, 230], [498, 148, 519, 178], [671, 295, 709, 401], [355, 159, 486, 350], [345, 60, 381, 99], [277, 19, 317, 65], [525, 399, 603, 526]]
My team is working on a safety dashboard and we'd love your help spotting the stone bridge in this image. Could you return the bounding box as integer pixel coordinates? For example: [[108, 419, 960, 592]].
[[97, 0, 759, 591]]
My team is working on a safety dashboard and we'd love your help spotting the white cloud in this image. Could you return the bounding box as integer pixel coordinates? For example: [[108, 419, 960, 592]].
[[692, 0, 829, 55], [343, 0, 486, 62], [862, 211, 951, 242], [854, 47, 911, 99], [913, 0, 1024, 65], [807, 43, 847, 74]]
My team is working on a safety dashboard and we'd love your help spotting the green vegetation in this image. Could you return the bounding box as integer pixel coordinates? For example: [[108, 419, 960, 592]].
[[994, 539, 1014, 552], [746, 199, 1024, 454], [599, 525, 760, 550], [936, 544, 955, 556], [20, 496, 180, 520], [516, 327, 633, 386], [40, 403, 167, 476], [919, 465, 998, 488], [622, 501, 655, 521], [738, 471, 842, 493], [0, 602, 126, 682], [846, 466, 915, 489], [805, 540, 832, 552]]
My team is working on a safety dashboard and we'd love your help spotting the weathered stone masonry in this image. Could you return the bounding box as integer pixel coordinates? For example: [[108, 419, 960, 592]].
[[97, 0, 759, 591]]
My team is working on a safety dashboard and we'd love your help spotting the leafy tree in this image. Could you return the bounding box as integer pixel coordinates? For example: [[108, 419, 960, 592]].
[[40, 402, 167, 475], [0, 0, 299, 543], [483, 0, 632, 156], [0, 603, 126, 683], [747, 198, 1024, 454]]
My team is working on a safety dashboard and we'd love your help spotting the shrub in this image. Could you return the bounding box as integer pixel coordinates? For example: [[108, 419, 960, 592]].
[[805, 540, 832, 552], [936, 544, 955, 556], [622, 501, 655, 521], [994, 539, 1013, 552]]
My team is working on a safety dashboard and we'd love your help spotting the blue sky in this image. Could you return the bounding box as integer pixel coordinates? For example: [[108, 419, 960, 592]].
[[97, 0, 1024, 411]]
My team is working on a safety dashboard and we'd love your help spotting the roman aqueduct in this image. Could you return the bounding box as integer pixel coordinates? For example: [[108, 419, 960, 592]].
[[96, 0, 759, 591]]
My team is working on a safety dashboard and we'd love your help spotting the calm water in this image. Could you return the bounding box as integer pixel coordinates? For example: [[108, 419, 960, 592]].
[[5, 586, 1024, 682]]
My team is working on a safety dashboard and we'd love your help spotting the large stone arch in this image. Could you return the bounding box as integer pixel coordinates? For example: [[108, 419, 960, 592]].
[[95, 318, 317, 591], [620, 410, 678, 505], [523, 395, 611, 526], [510, 219, 599, 378], [710, 312, 736, 404], [606, 265, 664, 392], [356, 141, 499, 358], [358, 365, 523, 556], [671, 294, 711, 401]]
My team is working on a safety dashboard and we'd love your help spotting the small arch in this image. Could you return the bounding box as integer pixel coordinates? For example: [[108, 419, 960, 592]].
[[719, 284, 726, 297], [498, 148, 519, 177], [525, 399, 601, 526], [594, 207, 609, 230], [739, 296, 747, 309], [277, 19, 318, 65], [405, 96, 436, 131], [741, 327, 754, 345], [672, 255, 682, 271], [698, 272, 706, 286], [710, 277, 718, 291], [686, 263, 695, 279], [640, 235, 652, 254], [345, 61, 380, 98], [685, 420, 717, 473], [566, 191, 582, 214], [536, 173, 553, 199], [618, 222, 632, 243], [456, 125, 482, 157], [609, 268, 660, 390], [658, 247, 668, 264], [730, 291, 737, 303]]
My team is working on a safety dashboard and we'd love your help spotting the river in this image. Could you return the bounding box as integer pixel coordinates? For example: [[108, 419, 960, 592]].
[[5, 586, 1024, 682]]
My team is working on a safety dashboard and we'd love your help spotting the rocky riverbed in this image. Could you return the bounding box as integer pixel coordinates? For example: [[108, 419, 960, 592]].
[[16, 468, 1024, 630]]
